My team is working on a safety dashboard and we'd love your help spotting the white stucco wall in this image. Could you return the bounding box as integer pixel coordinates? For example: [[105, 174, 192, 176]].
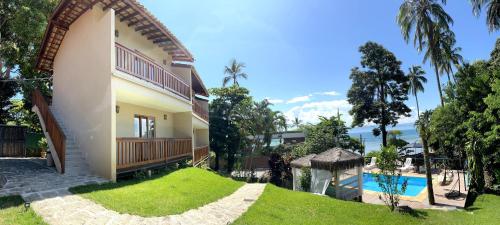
[[112, 74, 192, 112], [194, 129, 209, 147], [52, 7, 116, 180], [116, 102, 174, 138], [173, 112, 192, 139]]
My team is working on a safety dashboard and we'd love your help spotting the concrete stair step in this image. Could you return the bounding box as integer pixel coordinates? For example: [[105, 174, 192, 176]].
[[66, 165, 89, 171], [66, 145, 80, 152], [66, 151, 82, 156], [48, 106, 104, 180], [65, 157, 86, 163]]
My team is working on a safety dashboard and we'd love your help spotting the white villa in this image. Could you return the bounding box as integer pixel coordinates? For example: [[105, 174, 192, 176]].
[[33, 0, 210, 181]]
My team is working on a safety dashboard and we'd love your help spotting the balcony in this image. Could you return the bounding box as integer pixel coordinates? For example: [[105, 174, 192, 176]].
[[192, 98, 209, 121], [115, 43, 191, 100], [116, 138, 192, 172]]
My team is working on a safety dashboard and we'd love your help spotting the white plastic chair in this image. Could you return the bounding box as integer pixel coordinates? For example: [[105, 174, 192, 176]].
[[398, 158, 415, 172], [364, 157, 377, 170]]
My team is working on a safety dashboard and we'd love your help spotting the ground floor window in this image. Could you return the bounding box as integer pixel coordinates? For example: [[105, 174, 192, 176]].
[[134, 115, 155, 138]]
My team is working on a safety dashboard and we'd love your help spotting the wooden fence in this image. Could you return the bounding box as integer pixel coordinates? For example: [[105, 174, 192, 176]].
[[0, 125, 27, 157]]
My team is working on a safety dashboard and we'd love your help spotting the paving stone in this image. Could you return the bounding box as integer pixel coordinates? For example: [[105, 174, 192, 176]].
[[2, 158, 266, 225], [28, 183, 265, 225], [0, 158, 108, 203]]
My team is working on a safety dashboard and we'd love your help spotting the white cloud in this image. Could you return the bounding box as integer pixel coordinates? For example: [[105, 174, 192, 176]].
[[398, 106, 418, 124], [264, 97, 284, 104], [318, 91, 341, 96], [284, 99, 353, 125], [282, 100, 419, 128], [286, 95, 312, 104]]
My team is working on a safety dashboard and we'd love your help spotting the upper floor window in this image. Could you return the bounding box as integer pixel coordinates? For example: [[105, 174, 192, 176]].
[[134, 115, 155, 138]]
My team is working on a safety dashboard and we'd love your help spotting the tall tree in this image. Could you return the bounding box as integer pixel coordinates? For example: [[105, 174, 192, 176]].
[[415, 110, 436, 205], [347, 42, 411, 147], [0, 0, 55, 123], [237, 100, 285, 176], [437, 30, 463, 84], [291, 116, 353, 157], [470, 0, 500, 32], [398, 0, 454, 106], [274, 113, 287, 144], [407, 66, 427, 117], [209, 86, 251, 172], [223, 59, 248, 87]]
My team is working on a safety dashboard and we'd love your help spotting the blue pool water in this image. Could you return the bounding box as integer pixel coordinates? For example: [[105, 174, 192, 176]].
[[363, 173, 427, 197]]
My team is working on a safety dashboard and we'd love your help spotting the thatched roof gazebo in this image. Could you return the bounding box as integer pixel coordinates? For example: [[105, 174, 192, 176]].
[[291, 154, 316, 191], [291, 148, 364, 201], [291, 154, 316, 168]]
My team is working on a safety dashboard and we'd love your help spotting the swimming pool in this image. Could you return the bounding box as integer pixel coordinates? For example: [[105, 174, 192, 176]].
[[363, 173, 427, 197]]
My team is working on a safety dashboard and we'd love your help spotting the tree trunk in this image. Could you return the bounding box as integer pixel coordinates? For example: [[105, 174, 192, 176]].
[[422, 137, 435, 205], [227, 152, 234, 173], [381, 124, 387, 147], [214, 152, 220, 171], [446, 72, 452, 85], [415, 93, 420, 118], [379, 75, 387, 147], [434, 66, 445, 107]]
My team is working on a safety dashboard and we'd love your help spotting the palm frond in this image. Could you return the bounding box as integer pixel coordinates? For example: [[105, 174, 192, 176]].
[[222, 76, 231, 87]]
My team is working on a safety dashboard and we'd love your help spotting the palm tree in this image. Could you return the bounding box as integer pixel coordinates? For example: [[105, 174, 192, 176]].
[[407, 66, 427, 117], [438, 30, 463, 84], [415, 110, 436, 205], [274, 113, 288, 144], [293, 117, 302, 129], [223, 59, 248, 87], [470, 0, 500, 32], [398, 0, 454, 106]]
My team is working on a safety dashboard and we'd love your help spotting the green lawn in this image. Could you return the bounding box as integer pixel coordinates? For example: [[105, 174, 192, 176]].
[[233, 185, 500, 225], [70, 168, 243, 217], [0, 196, 46, 225]]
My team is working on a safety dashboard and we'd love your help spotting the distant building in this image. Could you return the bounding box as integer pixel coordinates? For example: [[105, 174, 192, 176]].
[[248, 131, 306, 147], [279, 131, 306, 145]]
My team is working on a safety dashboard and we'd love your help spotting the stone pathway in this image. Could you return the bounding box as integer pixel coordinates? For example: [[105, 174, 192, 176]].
[[0, 158, 108, 202], [31, 183, 266, 225]]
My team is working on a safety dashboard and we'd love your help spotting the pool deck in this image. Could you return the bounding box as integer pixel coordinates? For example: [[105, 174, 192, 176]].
[[362, 169, 468, 210]]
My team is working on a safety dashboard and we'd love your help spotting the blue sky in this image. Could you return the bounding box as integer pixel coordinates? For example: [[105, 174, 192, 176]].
[[141, 0, 498, 128]]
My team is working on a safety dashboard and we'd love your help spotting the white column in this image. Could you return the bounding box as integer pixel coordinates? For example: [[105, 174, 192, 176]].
[[334, 170, 340, 199], [357, 166, 363, 199]]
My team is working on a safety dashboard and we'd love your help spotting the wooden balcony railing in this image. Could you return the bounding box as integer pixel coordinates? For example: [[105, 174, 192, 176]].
[[32, 89, 66, 173], [193, 146, 209, 165], [115, 43, 191, 100], [116, 138, 192, 170], [192, 99, 209, 121]]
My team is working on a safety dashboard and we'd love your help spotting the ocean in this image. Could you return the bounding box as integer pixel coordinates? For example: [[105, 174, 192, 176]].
[[348, 124, 420, 154]]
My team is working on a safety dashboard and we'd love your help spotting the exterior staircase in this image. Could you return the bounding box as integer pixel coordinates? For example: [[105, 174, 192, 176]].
[[49, 106, 94, 176]]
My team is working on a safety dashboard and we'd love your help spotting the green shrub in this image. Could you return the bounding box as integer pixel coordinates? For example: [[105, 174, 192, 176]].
[[366, 150, 381, 163], [269, 153, 292, 188], [300, 168, 311, 191], [374, 146, 408, 211], [25, 133, 45, 157]]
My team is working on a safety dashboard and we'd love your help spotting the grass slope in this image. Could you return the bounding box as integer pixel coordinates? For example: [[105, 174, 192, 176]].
[[70, 168, 243, 217], [0, 196, 46, 225], [233, 185, 500, 225]]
